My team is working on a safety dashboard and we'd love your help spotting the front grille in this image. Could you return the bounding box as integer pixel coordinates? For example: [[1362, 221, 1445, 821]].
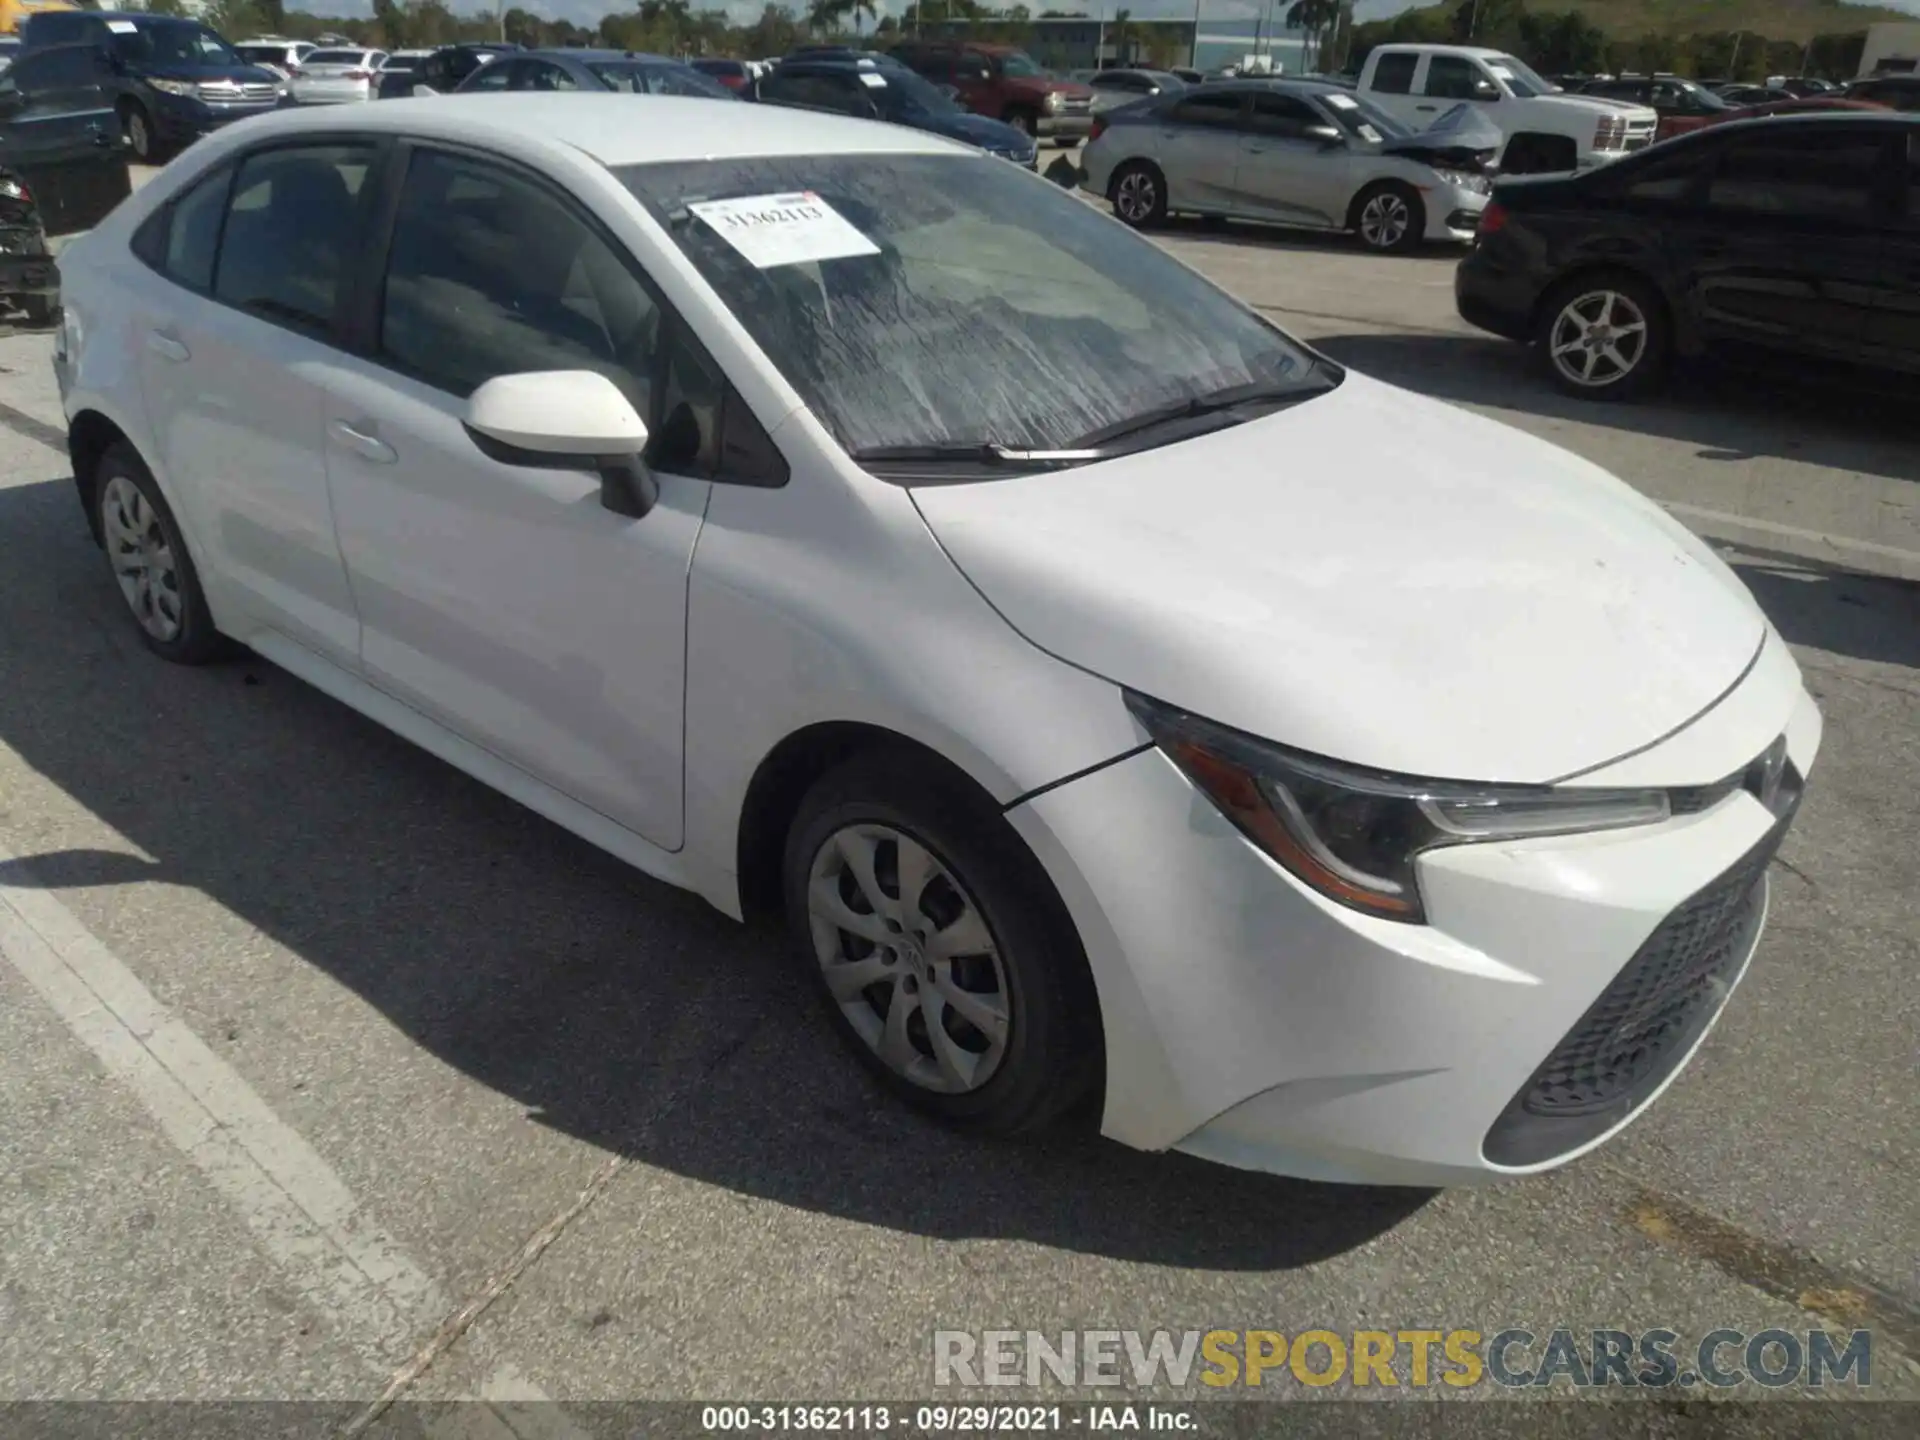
[[1483, 770, 1800, 1167], [199, 81, 280, 103], [1059, 97, 1092, 115]]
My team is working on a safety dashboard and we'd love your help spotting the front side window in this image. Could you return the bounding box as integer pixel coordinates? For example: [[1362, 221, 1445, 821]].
[[1247, 92, 1322, 138], [1371, 53, 1417, 95], [1706, 130, 1886, 224], [525, 61, 577, 92], [1484, 54, 1554, 98], [1612, 142, 1711, 206], [1425, 56, 1497, 101], [621, 152, 1325, 461], [378, 150, 661, 413], [997, 51, 1048, 79], [214, 144, 372, 334], [465, 58, 514, 91]]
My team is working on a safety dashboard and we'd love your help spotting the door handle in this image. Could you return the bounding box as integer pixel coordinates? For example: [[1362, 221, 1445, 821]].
[[328, 418, 397, 465], [1415, 103, 1438, 112], [145, 330, 189, 363]]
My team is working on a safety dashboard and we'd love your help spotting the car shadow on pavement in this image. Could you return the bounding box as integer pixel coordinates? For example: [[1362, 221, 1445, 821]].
[[1310, 330, 1920, 488], [0, 471, 1431, 1273], [1728, 552, 1920, 672]]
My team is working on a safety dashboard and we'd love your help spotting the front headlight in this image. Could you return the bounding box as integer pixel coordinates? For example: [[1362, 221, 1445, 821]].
[[1126, 692, 1669, 924], [1435, 168, 1493, 195], [1044, 91, 1064, 112], [149, 78, 198, 97]]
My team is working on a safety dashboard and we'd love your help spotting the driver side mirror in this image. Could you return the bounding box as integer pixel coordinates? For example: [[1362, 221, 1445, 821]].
[[1306, 124, 1344, 147], [1473, 82, 1501, 101], [463, 371, 659, 519]]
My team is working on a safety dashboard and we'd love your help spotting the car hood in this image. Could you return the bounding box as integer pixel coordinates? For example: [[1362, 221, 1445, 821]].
[[1382, 102, 1503, 164], [151, 63, 281, 84], [910, 373, 1766, 784], [917, 110, 1031, 149], [1544, 92, 1657, 120]]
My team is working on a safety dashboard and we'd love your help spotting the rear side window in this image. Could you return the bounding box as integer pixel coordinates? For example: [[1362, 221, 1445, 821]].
[[1705, 130, 1886, 224], [16, 45, 101, 91], [214, 144, 374, 334], [1371, 53, 1417, 95], [1167, 91, 1242, 127], [164, 166, 231, 291], [1614, 144, 1712, 206]]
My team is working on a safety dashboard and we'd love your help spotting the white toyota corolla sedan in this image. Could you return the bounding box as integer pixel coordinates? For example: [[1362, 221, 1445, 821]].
[[52, 95, 1820, 1186]]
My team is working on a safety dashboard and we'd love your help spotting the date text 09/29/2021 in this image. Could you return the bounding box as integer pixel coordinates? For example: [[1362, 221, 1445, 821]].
[[701, 1407, 1190, 1432]]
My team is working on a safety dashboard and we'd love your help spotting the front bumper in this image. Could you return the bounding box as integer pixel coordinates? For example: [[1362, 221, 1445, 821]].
[[1037, 112, 1093, 141], [0, 225, 54, 297], [1423, 182, 1489, 242], [151, 96, 281, 143], [1009, 670, 1822, 1187]]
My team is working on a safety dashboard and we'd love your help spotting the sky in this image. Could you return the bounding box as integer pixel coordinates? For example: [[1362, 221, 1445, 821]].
[[287, 0, 1920, 31]]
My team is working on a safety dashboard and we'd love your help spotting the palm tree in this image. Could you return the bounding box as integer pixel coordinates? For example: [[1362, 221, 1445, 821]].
[[850, 0, 878, 34], [1285, 0, 1339, 71]]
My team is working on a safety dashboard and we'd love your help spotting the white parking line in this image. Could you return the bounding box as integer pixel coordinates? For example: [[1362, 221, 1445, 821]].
[[0, 839, 586, 1429]]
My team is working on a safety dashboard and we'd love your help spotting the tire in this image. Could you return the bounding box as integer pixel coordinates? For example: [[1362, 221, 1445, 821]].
[[783, 750, 1101, 1135], [93, 442, 226, 664], [1534, 271, 1671, 401], [1109, 160, 1167, 229], [120, 101, 158, 164], [1005, 109, 1037, 138], [1349, 180, 1424, 254]]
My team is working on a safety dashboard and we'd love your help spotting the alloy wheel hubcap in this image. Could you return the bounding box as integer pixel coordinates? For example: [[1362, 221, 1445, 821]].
[[1361, 194, 1409, 248], [1117, 172, 1155, 221], [1550, 290, 1649, 387], [807, 824, 1011, 1094], [129, 114, 148, 155], [101, 475, 183, 642]]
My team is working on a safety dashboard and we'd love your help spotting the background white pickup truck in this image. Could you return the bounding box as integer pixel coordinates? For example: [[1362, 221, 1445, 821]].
[[1353, 44, 1658, 174]]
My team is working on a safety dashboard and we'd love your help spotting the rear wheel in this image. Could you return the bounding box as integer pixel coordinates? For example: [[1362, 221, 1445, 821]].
[[783, 752, 1101, 1134], [1536, 273, 1671, 401], [93, 443, 226, 664], [1109, 160, 1167, 229]]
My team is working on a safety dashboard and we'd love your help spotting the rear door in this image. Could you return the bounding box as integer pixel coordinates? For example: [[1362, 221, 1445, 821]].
[[1234, 90, 1351, 228], [1153, 89, 1246, 213], [1864, 129, 1920, 368], [0, 46, 123, 237], [1679, 123, 1891, 361]]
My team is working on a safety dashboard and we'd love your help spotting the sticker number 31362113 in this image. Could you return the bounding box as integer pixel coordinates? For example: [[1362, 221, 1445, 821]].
[[688, 191, 883, 270]]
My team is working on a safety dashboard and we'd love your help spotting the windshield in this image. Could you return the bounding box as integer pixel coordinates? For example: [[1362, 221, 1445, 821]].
[[998, 51, 1050, 80], [589, 61, 734, 98], [1484, 54, 1556, 98], [110, 20, 243, 68], [620, 154, 1323, 459], [1315, 88, 1411, 140], [872, 68, 961, 117]]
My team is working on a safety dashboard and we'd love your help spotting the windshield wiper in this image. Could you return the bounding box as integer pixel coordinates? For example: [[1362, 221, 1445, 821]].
[[849, 441, 1106, 469], [1066, 366, 1338, 451]]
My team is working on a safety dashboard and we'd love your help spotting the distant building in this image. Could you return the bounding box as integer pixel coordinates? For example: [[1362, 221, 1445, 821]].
[[893, 13, 1314, 75], [1859, 22, 1920, 77]]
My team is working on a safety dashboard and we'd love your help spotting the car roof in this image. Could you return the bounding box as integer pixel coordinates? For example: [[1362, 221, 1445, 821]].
[[220, 92, 964, 165], [523, 49, 677, 64]]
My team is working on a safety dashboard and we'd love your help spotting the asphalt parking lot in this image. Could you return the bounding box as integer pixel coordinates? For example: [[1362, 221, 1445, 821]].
[[0, 163, 1916, 1431]]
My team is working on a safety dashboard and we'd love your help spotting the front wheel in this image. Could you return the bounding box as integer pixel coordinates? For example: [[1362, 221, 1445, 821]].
[[1109, 160, 1167, 229], [783, 752, 1101, 1134], [1535, 273, 1671, 401], [120, 102, 158, 163], [1350, 181, 1424, 254]]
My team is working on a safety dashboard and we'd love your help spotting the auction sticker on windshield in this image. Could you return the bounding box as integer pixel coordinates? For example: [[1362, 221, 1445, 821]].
[[859, 73, 887, 88], [1324, 93, 1358, 109], [106, 18, 138, 31], [689, 191, 881, 270]]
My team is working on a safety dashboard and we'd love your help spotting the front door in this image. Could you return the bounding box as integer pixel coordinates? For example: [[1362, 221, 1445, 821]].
[[133, 142, 374, 666], [1234, 90, 1351, 228], [322, 146, 707, 850], [1678, 124, 1890, 361]]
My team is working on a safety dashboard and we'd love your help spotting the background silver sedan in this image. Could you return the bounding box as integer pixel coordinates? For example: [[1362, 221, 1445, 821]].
[[1079, 79, 1495, 254]]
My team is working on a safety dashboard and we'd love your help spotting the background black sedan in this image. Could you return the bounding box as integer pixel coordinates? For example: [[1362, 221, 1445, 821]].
[[453, 48, 735, 99], [1455, 112, 1920, 399], [755, 56, 1036, 166]]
